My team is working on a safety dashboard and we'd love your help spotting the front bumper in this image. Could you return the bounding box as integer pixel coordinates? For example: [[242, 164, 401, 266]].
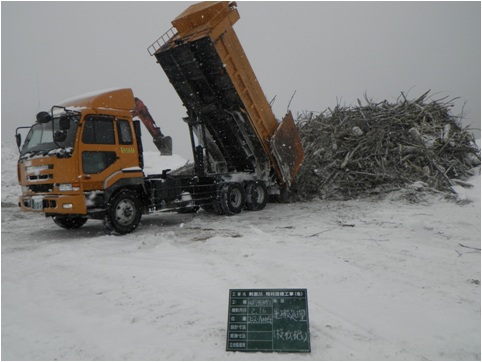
[[19, 193, 87, 215]]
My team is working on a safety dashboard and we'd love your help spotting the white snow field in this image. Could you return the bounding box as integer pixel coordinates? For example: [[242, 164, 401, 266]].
[[2, 141, 480, 360]]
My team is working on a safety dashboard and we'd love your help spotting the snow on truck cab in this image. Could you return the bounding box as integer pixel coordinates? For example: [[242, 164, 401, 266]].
[[15, 1, 304, 235]]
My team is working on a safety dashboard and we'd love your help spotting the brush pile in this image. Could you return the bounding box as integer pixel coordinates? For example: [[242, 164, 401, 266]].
[[294, 91, 480, 201]]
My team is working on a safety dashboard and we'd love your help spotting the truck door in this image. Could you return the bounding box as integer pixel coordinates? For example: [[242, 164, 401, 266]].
[[79, 115, 120, 191], [115, 118, 139, 170]]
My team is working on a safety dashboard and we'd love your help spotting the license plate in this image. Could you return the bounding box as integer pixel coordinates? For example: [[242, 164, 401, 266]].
[[31, 197, 44, 210]]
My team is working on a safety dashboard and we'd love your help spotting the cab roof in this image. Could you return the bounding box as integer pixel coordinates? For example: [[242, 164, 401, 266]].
[[59, 88, 135, 111]]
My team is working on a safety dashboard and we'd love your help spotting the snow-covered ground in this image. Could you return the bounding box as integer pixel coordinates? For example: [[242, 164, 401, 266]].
[[2, 142, 480, 360]]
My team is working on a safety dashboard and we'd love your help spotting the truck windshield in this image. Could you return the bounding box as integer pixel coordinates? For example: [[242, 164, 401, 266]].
[[20, 115, 79, 157]]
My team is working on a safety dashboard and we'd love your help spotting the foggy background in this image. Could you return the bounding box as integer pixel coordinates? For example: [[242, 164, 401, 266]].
[[2, 1, 480, 160]]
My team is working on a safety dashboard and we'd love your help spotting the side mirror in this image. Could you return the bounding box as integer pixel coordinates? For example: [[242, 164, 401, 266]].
[[36, 111, 51, 124], [59, 115, 71, 130], [15, 133, 22, 148], [53, 130, 67, 143], [15, 126, 31, 151]]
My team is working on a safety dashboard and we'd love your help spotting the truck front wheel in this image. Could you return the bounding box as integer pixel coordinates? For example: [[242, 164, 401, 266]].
[[104, 190, 142, 235], [53, 216, 87, 229]]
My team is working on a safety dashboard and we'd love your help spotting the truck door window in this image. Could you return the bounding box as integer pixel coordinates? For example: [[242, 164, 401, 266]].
[[82, 116, 115, 144], [82, 151, 117, 174], [117, 119, 133, 145]]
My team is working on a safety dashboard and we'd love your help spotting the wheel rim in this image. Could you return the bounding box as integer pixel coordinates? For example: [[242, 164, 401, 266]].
[[230, 188, 243, 208], [115, 199, 136, 225], [253, 185, 266, 204]]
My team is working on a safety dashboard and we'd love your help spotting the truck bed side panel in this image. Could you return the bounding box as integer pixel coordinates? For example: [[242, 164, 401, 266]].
[[156, 37, 269, 174]]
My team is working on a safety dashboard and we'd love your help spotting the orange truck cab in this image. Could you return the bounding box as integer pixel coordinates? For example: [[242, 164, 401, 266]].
[[17, 88, 211, 234], [17, 89, 146, 232]]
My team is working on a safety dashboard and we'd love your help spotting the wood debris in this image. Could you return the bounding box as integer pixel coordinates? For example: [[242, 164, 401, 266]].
[[293, 91, 480, 201]]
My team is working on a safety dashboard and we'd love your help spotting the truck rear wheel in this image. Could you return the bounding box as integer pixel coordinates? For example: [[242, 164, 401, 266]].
[[53, 216, 87, 229], [104, 190, 142, 235], [219, 183, 245, 215], [245, 181, 268, 211]]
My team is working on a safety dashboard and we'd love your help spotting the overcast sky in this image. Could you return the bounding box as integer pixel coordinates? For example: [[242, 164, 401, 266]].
[[2, 1, 480, 160]]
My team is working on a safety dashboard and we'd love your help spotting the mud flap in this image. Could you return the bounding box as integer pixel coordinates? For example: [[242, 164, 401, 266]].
[[270, 111, 304, 187], [153, 135, 173, 156]]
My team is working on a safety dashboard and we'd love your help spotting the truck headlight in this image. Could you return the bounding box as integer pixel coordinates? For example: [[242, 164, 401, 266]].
[[58, 183, 73, 191]]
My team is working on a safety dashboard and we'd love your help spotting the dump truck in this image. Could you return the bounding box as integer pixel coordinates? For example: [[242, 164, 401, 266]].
[[15, 1, 304, 235]]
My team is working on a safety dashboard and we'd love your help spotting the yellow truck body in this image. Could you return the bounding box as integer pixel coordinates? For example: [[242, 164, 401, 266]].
[[15, 1, 304, 235]]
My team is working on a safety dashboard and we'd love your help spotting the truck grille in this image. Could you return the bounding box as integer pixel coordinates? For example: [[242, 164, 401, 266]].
[[28, 184, 54, 193]]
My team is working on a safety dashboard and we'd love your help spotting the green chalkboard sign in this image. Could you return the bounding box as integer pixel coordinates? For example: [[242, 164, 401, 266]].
[[226, 289, 310, 353]]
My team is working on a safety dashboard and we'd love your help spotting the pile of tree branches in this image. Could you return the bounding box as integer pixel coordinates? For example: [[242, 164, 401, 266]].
[[293, 91, 480, 201]]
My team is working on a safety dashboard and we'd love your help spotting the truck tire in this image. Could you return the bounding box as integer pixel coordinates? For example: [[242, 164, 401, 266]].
[[219, 183, 245, 215], [245, 181, 268, 211], [53, 216, 87, 229], [104, 190, 142, 235]]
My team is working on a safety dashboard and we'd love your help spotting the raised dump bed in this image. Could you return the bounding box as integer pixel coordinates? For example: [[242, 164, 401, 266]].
[[149, 1, 303, 188]]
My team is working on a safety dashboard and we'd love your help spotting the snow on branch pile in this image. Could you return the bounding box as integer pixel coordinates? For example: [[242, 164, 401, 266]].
[[294, 91, 480, 201]]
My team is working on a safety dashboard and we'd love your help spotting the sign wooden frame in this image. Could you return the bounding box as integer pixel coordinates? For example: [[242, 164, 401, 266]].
[[226, 289, 311, 353]]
